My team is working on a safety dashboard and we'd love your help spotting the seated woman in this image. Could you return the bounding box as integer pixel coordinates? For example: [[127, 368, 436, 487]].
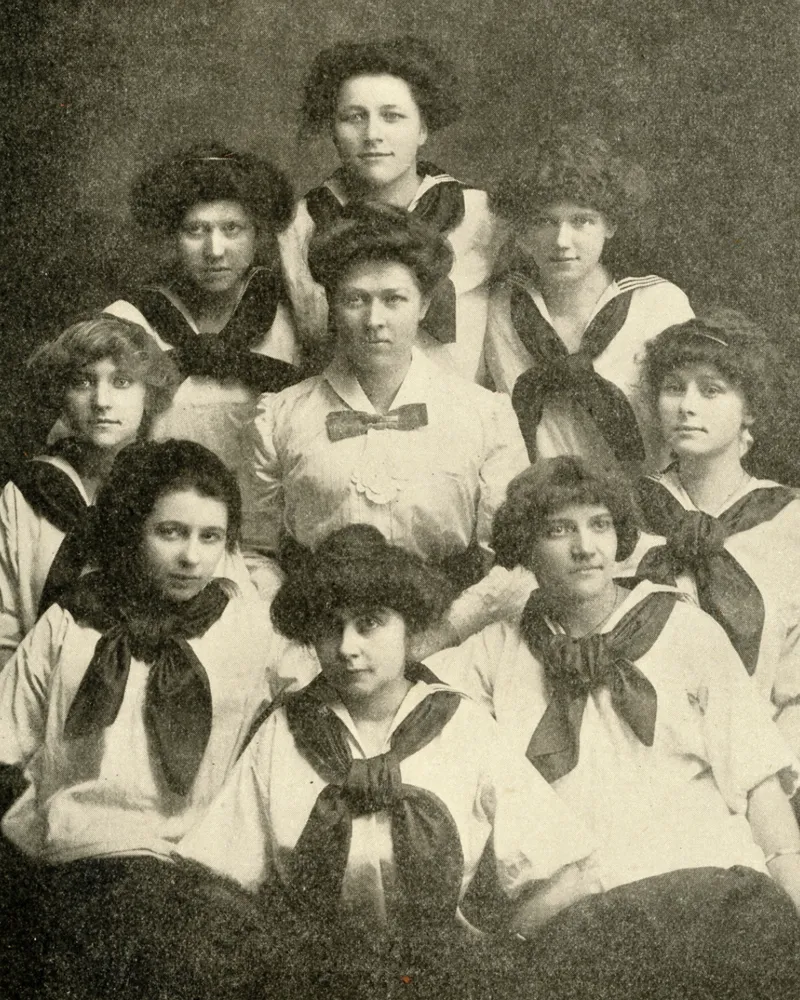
[[628, 310, 800, 756], [104, 144, 304, 477], [174, 524, 596, 999], [244, 204, 532, 648], [280, 35, 506, 383], [486, 126, 694, 474], [0, 439, 307, 999], [427, 457, 800, 999], [0, 315, 180, 668]]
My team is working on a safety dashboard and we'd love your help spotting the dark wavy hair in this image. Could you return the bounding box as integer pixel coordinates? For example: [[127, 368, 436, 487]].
[[271, 524, 455, 645], [91, 440, 242, 586], [492, 457, 641, 569], [299, 36, 461, 137], [130, 143, 294, 235], [641, 310, 781, 439], [308, 203, 454, 298], [491, 126, 649, 229], [27, 315, 181, 435]]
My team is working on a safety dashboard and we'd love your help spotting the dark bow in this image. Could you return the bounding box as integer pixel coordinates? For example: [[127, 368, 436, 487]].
[[282, 669, 464, 928], [325, 403, 428, 442], [521, 589, 676, 782], [509, 283, 644, 464], [61, 573, 229, 796], [9, 442, 95, 615], [305, 162, 465, 345], [114, 266, 302, 394], [635, 478, 796, 674]]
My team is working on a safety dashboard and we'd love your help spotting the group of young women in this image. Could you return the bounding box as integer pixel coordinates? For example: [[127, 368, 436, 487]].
[[0, 31, 799, 1000]]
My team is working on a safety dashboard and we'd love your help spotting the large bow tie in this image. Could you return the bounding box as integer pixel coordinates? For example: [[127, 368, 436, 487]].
[[326, 403, 428, 442], [282, 670, 464, 929], [635, 478, 796, 675], [522, 590, 676, 782]]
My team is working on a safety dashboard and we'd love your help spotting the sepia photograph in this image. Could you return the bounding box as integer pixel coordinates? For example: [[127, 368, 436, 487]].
[[1, 0, 800, 996]]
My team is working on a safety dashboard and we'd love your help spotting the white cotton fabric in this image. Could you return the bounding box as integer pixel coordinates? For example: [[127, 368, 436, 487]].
[[177, 679, 595, 926], [427, 580, 799, 892]]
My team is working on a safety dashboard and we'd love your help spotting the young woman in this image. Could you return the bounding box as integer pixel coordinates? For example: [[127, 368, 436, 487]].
[[427, 457, 800, 999], [244, 205, 533, 649], [0, 316, 181, 668], [174, 524, 596, 999], [628, 311, 800, 756], [280, 36, 506, 383], [104, 144, 304, 477], [487, 126, 693, 474], [0, 439, 308, 999]]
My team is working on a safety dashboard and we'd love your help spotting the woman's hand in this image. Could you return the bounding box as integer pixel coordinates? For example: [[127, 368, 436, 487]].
[[747, 774, 800, 914], [508, 858, 603, 937], [408, 620, 462, 662]]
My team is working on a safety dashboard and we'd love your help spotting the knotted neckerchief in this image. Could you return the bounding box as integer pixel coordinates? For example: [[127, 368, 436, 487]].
[[8, 439, 94, 616], [325, 402, 428, 442], [116, 265, 302, 394], [521, 588, 676, 782], [635, 477, 796, 675], [282, 666, 465, 928], [306, 162, 466, 344], [61, 573, 229, 796], [509, 280, 644, 464]]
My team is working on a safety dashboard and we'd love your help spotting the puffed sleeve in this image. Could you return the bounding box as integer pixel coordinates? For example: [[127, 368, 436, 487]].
[[276, 200, 330, 365], [686, 607, 799, 814], [177, 715, 279, 893], [484, 282, 534, 397], [240, 392, 288, 600], [0, 483, 25, 669], [0, 604, 69, 765], [470, 708, 595, 896], [425, 624, 505, 715]]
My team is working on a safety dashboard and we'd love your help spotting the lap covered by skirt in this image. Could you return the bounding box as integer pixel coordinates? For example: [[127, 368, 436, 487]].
[[516, 866, 800, 1000]]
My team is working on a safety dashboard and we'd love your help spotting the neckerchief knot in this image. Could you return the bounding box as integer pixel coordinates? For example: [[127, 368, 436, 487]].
[[342, 753, 403, 814], [522, 589, 676, 782], [636, 477, 796, 675]]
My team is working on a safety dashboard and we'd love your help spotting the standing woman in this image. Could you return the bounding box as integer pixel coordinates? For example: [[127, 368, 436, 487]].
[[244, 206, 532, 648], [628, 311, 800, 756], [486, 126, 694, 474], [104, 144, 304, 477], [280, 36, 505, 383], [0, 316, 180, 668]]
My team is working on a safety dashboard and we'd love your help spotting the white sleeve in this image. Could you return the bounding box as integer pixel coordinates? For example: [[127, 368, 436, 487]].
[[425, 625, 503, 716], [277, 202, 330, 360], [177, 718, 278, 892], [0, 484, 25, 669], [0, 605, 67, 766], [446, 565, 535, 641], [474, 393, 528, 563]]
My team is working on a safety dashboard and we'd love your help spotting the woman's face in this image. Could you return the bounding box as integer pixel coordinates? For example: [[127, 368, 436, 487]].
[[63, 358, 147, 451], [527, 503, 619, 606], [314, 606, 408, 705], [518, 201, 616, 286], [332, 259, 428, 374], [657, 362, 751, 461], [333, 74, 428, 194], [177, 200, 256, 296], [141, 487, 228, 602]]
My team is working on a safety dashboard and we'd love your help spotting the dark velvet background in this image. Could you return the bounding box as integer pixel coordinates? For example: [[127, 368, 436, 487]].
[[2, 0, 799, 477]]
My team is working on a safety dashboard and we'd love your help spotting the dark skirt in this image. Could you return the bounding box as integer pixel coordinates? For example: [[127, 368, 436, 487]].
[[514, 866, 800, 1000]]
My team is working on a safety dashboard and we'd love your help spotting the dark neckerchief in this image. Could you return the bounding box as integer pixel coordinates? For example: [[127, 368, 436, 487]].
[[635, 475, 796, 675], [8, 439, 94, 616], [521, 587, 677, 782], [117, 265, 302, 394], [280, 665, 464, 929], [508, 279, 644, 464], [305, 162, 466, 345], [61, 572, 230, 796]]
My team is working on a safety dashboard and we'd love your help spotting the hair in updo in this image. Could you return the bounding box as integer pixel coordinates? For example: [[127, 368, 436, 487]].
[[91, 439, 242, 587], [299, 36, 461, 137], [130, 143, 294, 235], [642, 309, 780, 434], [270, 524, 455, 645], [27, 315, 180, 434], [492, 457, 641, 570], [307, 203, 453, 298], [491, 125, 649, 229]]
